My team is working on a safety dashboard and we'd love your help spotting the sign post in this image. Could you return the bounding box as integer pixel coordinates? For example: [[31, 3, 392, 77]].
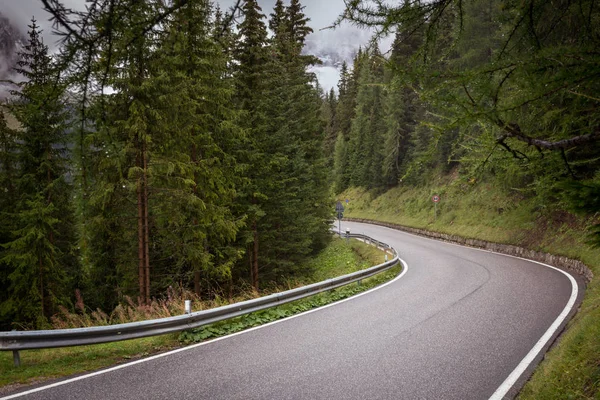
[[432, 195, 440, 221], [335, 201, 345, 235]]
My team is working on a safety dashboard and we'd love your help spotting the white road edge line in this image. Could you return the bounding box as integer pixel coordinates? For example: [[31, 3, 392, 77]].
[[345, 222, 579, 400], [1, 258, 408, 400], [487, 258, 578, 400]]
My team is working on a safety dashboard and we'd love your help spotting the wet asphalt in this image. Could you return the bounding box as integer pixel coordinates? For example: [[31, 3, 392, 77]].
[[4, 221, 578, 400]]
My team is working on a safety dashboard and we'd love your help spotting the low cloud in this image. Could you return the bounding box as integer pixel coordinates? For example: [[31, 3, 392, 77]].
[[310, 66, 341, 93], [1, 0, 390, 92]]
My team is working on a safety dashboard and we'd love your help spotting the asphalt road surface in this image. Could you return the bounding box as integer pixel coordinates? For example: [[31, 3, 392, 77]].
[[3, 221, 580, 400]]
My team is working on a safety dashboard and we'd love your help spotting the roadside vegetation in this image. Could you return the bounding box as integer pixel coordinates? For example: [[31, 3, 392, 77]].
[[0, 237, 397, 391], [340, 183, 600, 398], [321, 0, 600, 396]]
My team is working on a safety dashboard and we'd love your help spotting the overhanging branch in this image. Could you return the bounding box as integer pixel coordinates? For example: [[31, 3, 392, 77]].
[[496, 120, 600, 151]]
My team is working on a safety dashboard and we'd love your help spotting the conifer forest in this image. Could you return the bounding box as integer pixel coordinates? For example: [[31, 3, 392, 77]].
[[1, 0, 599, 332]]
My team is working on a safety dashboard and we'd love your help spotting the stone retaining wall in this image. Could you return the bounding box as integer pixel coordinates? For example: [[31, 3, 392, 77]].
[[346, 218, 594, 283]]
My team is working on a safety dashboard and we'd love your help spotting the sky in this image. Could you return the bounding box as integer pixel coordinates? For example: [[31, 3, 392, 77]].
[[0, 0, 387, 91]]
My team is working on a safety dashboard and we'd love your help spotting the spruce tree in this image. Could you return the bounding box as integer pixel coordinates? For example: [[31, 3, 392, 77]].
[[382, 18, 425, 187], [322, 88, 338, 165], [234, 0, 331, 289], [149, 0, 244, 297], [2, 20, 76, 327], [0, 110, 18, 329], [331, 62, 354, 192], [83, 0, 162, 306], [347, 47, 385, 189], [233, 0, 271, 290]]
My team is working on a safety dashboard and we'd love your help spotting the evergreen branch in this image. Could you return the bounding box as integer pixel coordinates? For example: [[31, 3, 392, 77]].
[[567, 90, 600, 103], [462, 84, 476, 106], [561, 148, 576, 178], [496, 138, 529, 160], [41, 0, 88, 44], [496, 120, 600, 151], [492, 67, 516, 106], [498, 8, 527, 59], [124, 1, 190, 48], [216, 0, 243, 39], [498, 72, 600, 112], [476, 143, 499, 174]]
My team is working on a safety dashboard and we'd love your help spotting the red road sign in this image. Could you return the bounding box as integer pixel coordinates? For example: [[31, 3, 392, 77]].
[[432, 195, 440, 203]]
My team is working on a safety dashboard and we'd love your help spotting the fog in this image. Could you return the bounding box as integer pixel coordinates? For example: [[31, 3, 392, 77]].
[[0, 0, 388, 91]]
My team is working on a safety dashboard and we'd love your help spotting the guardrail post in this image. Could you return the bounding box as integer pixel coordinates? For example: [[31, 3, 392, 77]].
[[13, 350, 20, 367]]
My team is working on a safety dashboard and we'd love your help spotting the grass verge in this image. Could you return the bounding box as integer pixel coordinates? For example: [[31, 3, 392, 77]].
[[0, 237, 398, 393], [340, 185, 600, 398]]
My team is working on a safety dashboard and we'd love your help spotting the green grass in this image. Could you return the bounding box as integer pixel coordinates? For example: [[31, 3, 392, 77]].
[[0, 237, 396, 392], [180, 262, 401, 344], [340, 184, 600, 398], [0, 335, 180, 390]]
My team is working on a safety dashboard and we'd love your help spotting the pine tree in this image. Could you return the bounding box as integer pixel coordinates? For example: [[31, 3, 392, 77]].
[[82, 0, 163, 306], [233, 0, 331, 289], [148, 0, 244, 297], [0, 110, 18, 329], [333, 131, 348, 193], [285, 0, 315, 64], [381, 18, 425, 187], [322, 88, 338, 164], [2, 20, 76, 327], [269, 0, 287, 36], [234, 0, 271, 291], [347, 47, 385, 189], [331, 62, 355, 192]]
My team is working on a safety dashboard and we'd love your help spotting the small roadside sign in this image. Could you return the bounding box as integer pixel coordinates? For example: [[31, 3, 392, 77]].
[[335, 201, 345, 233], [432, 195, 440, 222], [345, 199, 349, 204], [335, 201, 344, 221]]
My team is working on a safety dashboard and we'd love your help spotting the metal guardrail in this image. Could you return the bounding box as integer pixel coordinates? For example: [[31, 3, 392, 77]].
[[1, 233, 399, 366]]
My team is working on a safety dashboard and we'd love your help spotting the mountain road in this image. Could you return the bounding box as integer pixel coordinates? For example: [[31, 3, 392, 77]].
[[2, 221, 581, 400]]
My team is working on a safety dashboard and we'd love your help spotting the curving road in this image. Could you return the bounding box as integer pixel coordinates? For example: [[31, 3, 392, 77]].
[[3, 221, 582, 400]]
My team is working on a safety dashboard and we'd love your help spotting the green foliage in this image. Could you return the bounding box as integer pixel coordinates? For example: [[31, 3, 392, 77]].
[[233, 0, 332, 290], [559, 179, 600, 248], [0, 0, 334, 329], [324, 0, 600, 241], [346, 47, 386, 189], [1, 20, 76, 329]]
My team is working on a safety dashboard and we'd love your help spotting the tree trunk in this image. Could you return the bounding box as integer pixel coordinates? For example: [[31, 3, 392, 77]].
[[137, 148, 146, 305], [39, 255, 44, 321], [137, 178, 145, 305], [191, 143, 201, 297], [194, 271, 201, 297], [251, 222, 259, 292], [143, 146, 150, 305]]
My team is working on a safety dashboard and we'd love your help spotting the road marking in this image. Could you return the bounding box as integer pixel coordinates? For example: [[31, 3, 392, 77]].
[[344, 221, 580, 400], [1, 258, 408, 400], [487, 258, 577, 400]]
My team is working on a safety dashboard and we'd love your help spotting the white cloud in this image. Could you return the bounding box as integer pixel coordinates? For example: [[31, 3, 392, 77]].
[[1, 0, 390, 89], [309, 65, 340, 93]]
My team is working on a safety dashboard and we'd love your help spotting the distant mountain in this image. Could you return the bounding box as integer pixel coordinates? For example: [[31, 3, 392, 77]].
[[0, 11, 25, 100]]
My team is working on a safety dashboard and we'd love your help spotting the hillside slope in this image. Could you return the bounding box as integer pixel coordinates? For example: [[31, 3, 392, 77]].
[[339, 183, 600, 398]]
